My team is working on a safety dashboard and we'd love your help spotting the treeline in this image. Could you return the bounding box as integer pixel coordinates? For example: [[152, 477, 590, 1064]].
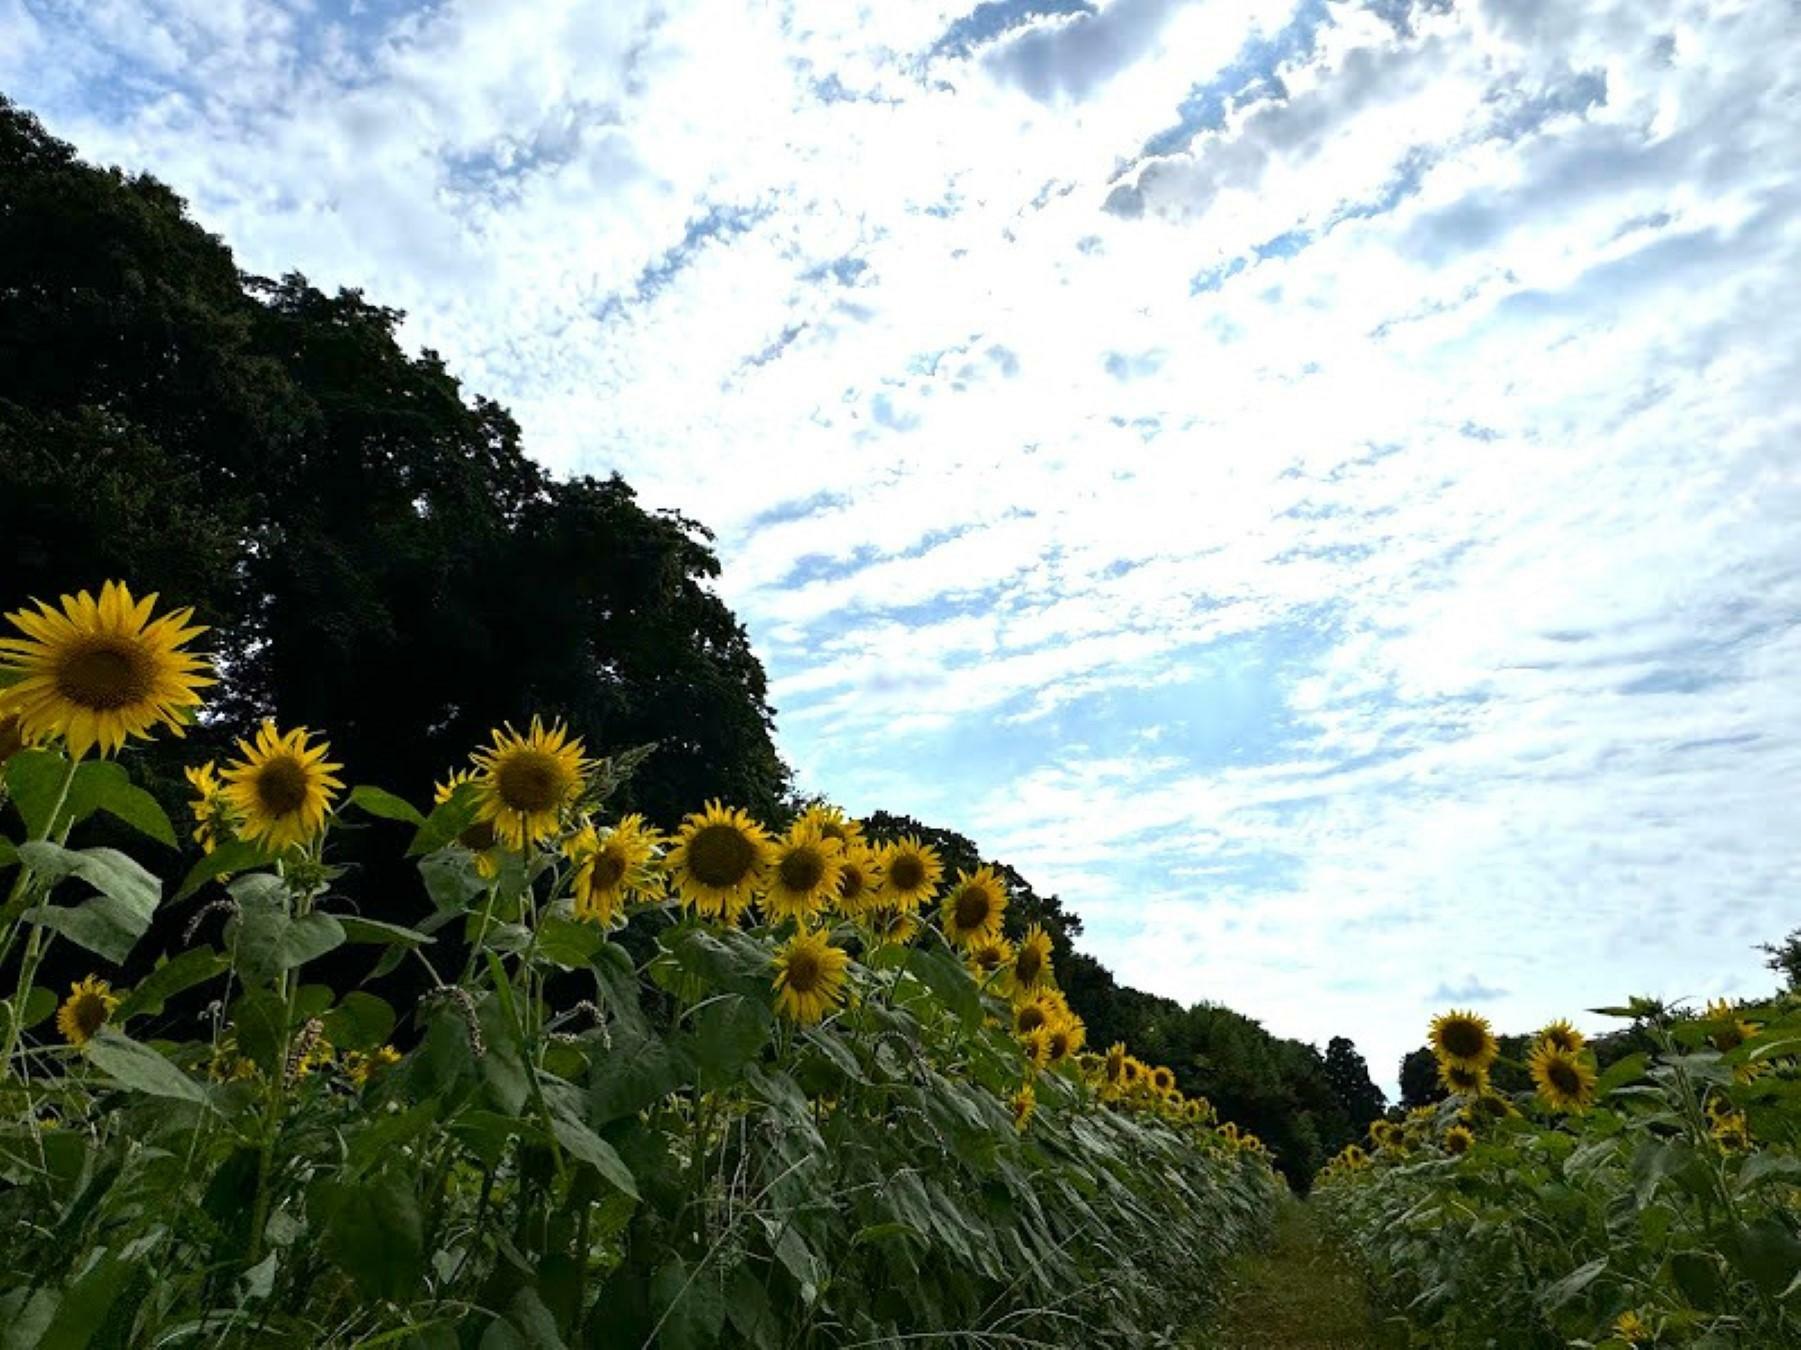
[[0, 94, 1384, 1188]]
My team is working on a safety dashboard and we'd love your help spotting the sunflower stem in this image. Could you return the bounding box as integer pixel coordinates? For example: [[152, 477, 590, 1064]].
[[0, 754, 80, 1080]]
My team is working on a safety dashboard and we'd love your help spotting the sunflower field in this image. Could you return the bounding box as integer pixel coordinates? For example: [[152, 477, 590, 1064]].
[[0, 582, 1280, 1348], [1313, 1003, 1801, 1347]]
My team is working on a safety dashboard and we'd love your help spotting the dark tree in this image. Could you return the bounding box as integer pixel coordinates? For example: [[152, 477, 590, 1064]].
[[1763, 928, 1801, 992], [1399, 1047, 1446, 1110], [1322, 1036, 1387, 1136]]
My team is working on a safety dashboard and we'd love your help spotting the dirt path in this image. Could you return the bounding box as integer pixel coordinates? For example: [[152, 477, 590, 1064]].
[[1193, 1199, 1393, 1349]]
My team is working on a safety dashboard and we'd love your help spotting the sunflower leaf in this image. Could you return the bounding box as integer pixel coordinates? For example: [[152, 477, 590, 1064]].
[[114, 947, 229, 1021], [64, 759, 176, 846], [5, 750, 70, 838], [18, 842, 160, 963], [902, 949, 981, 1030], [408, 784, 479, 857], [173, 839, 272, 903], [346, 785, 425, 827], [85, 1028, 210, 1104]]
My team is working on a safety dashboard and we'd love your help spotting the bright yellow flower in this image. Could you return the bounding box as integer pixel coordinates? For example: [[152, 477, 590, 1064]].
[[763, 821, 844, 924], [1009, 924, 1054, 997], [184, 760, 237, 854], [433, 770, 501, 876], [344, 1044, 402, 1087], [1705, 998, 1758, 1054], [864, 905, 919, 947], [1429, 1009, 1498, 1071], [1020, 1026, 1052, 1069], [1011, 1082, 1036, 1131], [1710, 1108, 1751, 1152], [56, 975, 120, 1047], [772, 926, 851, 1025], [1443, 1123, 1476, 1156], [1149, 1065, 1177, 1097], [566, 814, 663, 927], [1012, 991, 1062, 1040], [965, 935, 1014, 982], [0, 580, 213, 758], [875, 836, 943, 912], [469, 717, 589, 851], [221, 721, 343, 851], [1613, 1310, 1652, 1344], [831, 842, 880, 917], [1437, 1058, 1488, 1096], [666, 801, 772, 923], [1528, 1041, 1596, 1113], [1536, 1018, 1584, 1054], [940, 865, 1008, 947], [796, 803, 863, 850], [1044, 1016, 1085, 1064]]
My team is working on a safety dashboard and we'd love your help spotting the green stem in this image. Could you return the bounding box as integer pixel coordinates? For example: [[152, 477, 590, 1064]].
[[0, 756, 80, 1080]]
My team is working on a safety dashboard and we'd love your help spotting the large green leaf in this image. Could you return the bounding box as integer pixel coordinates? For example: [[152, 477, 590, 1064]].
[[903, 948, 981, 1029], [276, 911, 346, 971], [408, 784, 478, 857], [549, 1108, 640, 1199], [315, 1172, 425, 1303], [1724, 1218, 1801, 1296], [173, 838, 270, 902], [114, 948, 228, 1021], [4, 750, 69, 838], [346, 784, 426, 827], [19, 841, 158, 915], [337, 915, 433, 949], [684, 993, 772, 1089], [32, 1251, 134, 1350], [63, 759, 176, 846], [322, 992, 396, 1052], [650, 1258, 727, 1350], [86, 1029, 209, 1104]]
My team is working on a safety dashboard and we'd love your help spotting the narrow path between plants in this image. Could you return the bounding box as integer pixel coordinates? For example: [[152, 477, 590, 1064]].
[[1193, 1199, 1392, 1349]]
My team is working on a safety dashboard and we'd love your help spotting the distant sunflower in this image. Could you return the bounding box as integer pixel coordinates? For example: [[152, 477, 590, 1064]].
[[56, 975, 120, 1048], [1009, 924, 1054, 996], [0, 581, 213, 758], [434, 770, 502, 877], [184, 760, 237, 855], [1020, 1026, 1052, 1069], [1120, 1056, 1145, 1089], [344, 1044, 402, 1087], [1217, 1121, 1240, 1145], [772, 927, 851, 1025], [470, 717, 589, 851], [1012, 993, 1059, 1039], [764, 821, 844, 924], [1011, 1082, 1036, 1131], [965, 935, 1014, 982], [1150, 1065, 1177, 1097], [941, 866, 1008, 948], [1338, 1144, 1369, 1170], [1528, 1041, 1596, 1113], [876, 836, 943, 911], [1045, 1017, 1085, 1064], [1370, 1120, 1404, 1152], [222, 722, 343, 851], [566, 814, 663, 927], [1709, 1108, 1750, 1152], [1613, 1311, 1652, 1346], [0, 710, 37, 764], [1104, 1041, 1129, 1085], [1430, 1009, 1498, 1071], [666, 801, 773, 923], [797, 803, 863, 850], [1705, 998, 1758, 1053], [1438, 1059, 1488, 1096], [1536, 1019, 1584, 1055], [831, 843, 880, 917], [1443, 1124, 1475, 1157], [864, 905, 920, 947]]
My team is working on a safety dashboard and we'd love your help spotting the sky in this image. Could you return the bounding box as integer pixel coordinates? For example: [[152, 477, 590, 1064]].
[[5, 0, 1799, 1090]]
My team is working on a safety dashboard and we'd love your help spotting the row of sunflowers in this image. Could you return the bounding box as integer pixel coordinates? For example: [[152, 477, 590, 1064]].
[[0, 582, 1279, 1347], [1314, 1002, 1801, 1347]]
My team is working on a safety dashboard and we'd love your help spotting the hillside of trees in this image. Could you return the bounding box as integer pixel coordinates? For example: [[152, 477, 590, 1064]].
[[0, 93, 1385, 1187]]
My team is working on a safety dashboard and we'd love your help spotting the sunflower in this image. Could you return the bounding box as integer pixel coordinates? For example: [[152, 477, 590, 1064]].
[[1705, 998, 1758, 1053], [1012, 992, 1062, 1039], [1217, 1121, 1240, 1145], [0, 581, 213, 759], [831, 843, 880, 917], [1103, 1041, 1129, 1085], [1010, 1082, 1036, 1131], [184, 760, 237, 854], [1443, 1124, 1475, 1157], [221, 722, 343, 851], [0, 710, 36, 764], [342, 1044, 403, 1087], [764, 821, 844, 924], [55, 975, 119, 1047], [940, 865, 1008, 947], [1438, 1059, 1488, 1096], [1009, 924, 1055, 996], [1537, 1018, 1584, 1055], [797, 803, 863, 850], [566, 814, 663, 927], [1370, 1120, 1403, 1152], [433, 770, 502, 877], [1119, 1056, 1145, 1089], [772, 927, 851, 1025], [1613, 1311, 1651, 1346], [876, 836, 943, 911], [1020, 1026, 1052, 1068], [1338, 1144, 1369, 1170], [1710, 1108, 1750, 1152], [1044, 1017, 1085, 1064], [470, 717, 589, 851], [864, 905, 920, 947], [965, 935, 1014, 982], [665, 801, 773, 923], [1429, 1009, 1498, 1071], [1150, 1065, 1177, 1097], [1528, 1041, 1596, 1113]]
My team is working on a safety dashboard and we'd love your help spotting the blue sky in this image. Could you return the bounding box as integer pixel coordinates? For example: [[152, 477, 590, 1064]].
[[7, 0, 1799, 1088]]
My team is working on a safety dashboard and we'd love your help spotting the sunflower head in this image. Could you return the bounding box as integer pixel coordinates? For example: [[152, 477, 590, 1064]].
[[832, 843, 880, 916], [1370, 1119, 1404, 1152], [1438, 1058, 1488, 1096], [965, 934, 1014, 981], [56, 975, 120, 1047], [666, 801, 773, 923], [1339, 1144, 1369, 1170], [1528, 1041, 1596, 1113], [0, 709, 37, 764], [1430, 1009, 1498, 1071], [940, 865, 1008, 947], [876, 835, 943, 911], [1045, 1017, 1085, 1064], [1150, 1065, 1177, 1097], [1704, 998, 1758, 1053], [864, 904, 920, 948], [566, 814, 663, 927], [1536, 1018, 1584, 1055], [1613, 1311, 1651, 1345], [1443, 1123, 1475, 1157], [797, 803, 863, 850], [764, 821, 844, 924], [1009, 924, 1054, 995], [1020, 1026, 1052, 1068], [0, 581, 214, 758], [1104, 1041, 1129, 1084], [1709, 1108, 1751, 1152], [1013, 993, 1057, 1039], [1010, 1082, 1036, 1131], [470, 717, 589, 851], [772, 926, 851, 1025], [222, 721, 343, 852], [184, 760, 238, 854]]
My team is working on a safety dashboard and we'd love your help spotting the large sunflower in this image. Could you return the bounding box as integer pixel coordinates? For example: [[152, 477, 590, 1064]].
[[940, 865, 1008, 947], [667, 801, 773, 923], [1528, 1041, 1595, 1113], [566, 814, 663, 927], [222, 722, 343, 851], [1536, 1019, 1584, 1055], [0, 581, 213, 758], [831, 843, 880, 917], [470, 717, 589, 851], [56, 975, 120, 1048], [1012, 991, 1063, 1039], [772, 927, 851, 1025], [1429, 1009, 1498, 1071], [1009, 924, 1055, 996], [876, 836, 943, 912], [1704, 998, 1758, 1053], [1149, 1065, 1178, 1097], [764, 821, 844, 924]]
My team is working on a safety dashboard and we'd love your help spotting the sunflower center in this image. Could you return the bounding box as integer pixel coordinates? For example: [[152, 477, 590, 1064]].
[[952, 885, 992, 930], [778, 846, 826, 894], [55, 639, 152, 711], [1048, 1031, 1070, 1059], [820, 821, 850, 843], [887, 853, 925, 891], [494, 750, 568, 814], [1441, 1020, 1486, 1060], [974, 946, 1002, 971], [1015, 946, 1043, 983], [1016, 1005, 1046, 1035], [688, 823, 756, 887], [590, 848, 628, 889], [785, 947, 824, 993], [459, 820, 498, 852], [69, 992, 109, 1039], [837, 865, 865, 898], [1547, 1059, 1582, 1096], [253, 756, 311, 817]]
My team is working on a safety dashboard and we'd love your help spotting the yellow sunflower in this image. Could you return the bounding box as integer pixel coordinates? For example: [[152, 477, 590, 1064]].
[[565, 814, 663, 927], [876, 835, 943, 912], [1008, 923, 1055, 998], [343, 1044, 402, 1087], [1370, 1119, 1403, 1152], [831, 842, 880, 917], [1537, 1018, 1584, 1055], [1044, 1017, 1085, 1064], [666, 801, 773, 923], [1338, 1144, 1369, 1170], [1443, 1123, 1475, 1156], [772, 926, 851, 1025], [1429, 1009, 1498, 1071], [764, 821, 844, 924], [433, 770, 502, 878], [965, 935, 1014, 982], [1103, 1041, 1129, 1085], [56, 975, 121, 1047], [1710, 1108, 1750, 1152], [1012, 991, 1061, 1039], [1528, 1041, 1596, 1113], [1438, 1059, 1488, 1096], [1020, 1026, 1052, 1069], [221, 721, 343, 851], [0, 581, 213, 758], [940, 865, 1008, 947], [470, 717, 590, 851], [1614, 1311, 1652, 1345], [864, 905, 920, 947], [1705, 998, 1758, 1053], [1150, 1065, 1177, 1097], [184, 760, 237, 854], [1010, 1082, 1036, 1131], [797, 803, 863, 850]]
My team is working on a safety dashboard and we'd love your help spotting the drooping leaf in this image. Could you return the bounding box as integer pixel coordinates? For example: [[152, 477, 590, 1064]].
[[85, 1028, 209, 1104], [408, 785, 479, 857], [4, 750, 70, 839], [173, 839, 271, 903], [114, 948, 229, 1021], [63, 759, 176, 846], [346, 784, 427, 827], [322, 991, 396, 1052]]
